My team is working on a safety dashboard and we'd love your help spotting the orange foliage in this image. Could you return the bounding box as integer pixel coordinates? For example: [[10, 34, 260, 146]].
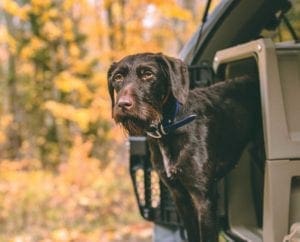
[[0, 137, 151, 241]]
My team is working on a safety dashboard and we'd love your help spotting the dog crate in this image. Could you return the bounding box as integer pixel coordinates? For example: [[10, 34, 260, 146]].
[[213, 38, 300, 242]]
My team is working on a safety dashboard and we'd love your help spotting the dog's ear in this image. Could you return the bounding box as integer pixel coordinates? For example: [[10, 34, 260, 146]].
[[107, 62, 117, 117], [159, 55, 189, 104]]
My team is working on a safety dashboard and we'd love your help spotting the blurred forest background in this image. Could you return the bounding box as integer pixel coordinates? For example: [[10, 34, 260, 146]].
[[0, 0, 212, 241], [1, 0, 299, 241]]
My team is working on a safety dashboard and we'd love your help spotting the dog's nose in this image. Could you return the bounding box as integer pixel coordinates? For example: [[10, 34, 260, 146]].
[[118, 96, 133, 110]]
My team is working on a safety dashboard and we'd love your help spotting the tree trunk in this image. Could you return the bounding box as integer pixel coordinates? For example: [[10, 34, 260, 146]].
[[3, 13, 22, 160]]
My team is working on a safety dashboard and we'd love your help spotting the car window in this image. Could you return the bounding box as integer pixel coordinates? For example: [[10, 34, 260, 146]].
[[261, 0, 300, 42]]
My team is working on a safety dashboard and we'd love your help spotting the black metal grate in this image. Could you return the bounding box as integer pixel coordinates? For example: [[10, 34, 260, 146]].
[[189, 62, 215, 88], [129, 136, 183, 228]]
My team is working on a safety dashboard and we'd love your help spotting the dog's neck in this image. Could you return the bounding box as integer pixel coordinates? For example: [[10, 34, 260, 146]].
[[162, 95, 180, 125], [146, 96, 196, 139]]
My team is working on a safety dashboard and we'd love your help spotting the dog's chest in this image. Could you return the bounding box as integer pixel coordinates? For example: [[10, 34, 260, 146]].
[[157, 137, 185, 179], [156, 122, 210, 179], [158, 145, 173, 178]]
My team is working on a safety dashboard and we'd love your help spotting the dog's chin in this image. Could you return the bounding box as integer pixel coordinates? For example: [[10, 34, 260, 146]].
[[114, 114, 151, 136], [113, 105, 161, 136]]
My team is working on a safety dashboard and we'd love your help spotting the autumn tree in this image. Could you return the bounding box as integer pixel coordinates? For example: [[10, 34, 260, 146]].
[[0, 0, 112, 167]]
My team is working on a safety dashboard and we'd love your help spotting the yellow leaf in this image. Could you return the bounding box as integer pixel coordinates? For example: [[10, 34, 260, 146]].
[[69, 59, 90, 75], [44, 101, 91, 131], [42, 22, 62, 41], [30, 36, 46, 49], [31, 0, 52, 8], [18, 62, 34, 76], [0, 27, 17, 54], [74, 109, 90, 131], [44, 101, 75, 120], [2, 0, 29, 21], [159, 4, 192, 21], [63, 0, 75, 11], [62, 18, 74, 41], [2, 0, 19, 14], [54, 71, 92, 102], [41, 8, 59, 22], [69, 43, 80, 57], [20, 37, 45, 59]]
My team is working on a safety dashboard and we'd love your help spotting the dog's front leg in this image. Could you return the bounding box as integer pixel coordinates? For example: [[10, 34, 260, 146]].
[[169, 180, 218, 242], [178, 151, 219, 242], [190, 189, 218, 242], [148, 142, 200, 242], [170, 182, 200, 242]]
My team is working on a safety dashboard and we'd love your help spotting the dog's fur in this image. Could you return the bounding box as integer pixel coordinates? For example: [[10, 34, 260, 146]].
[[107, 53, 261, 242]]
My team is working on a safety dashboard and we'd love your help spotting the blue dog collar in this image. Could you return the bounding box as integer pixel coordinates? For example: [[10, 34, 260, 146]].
[[146, 100, 197, 139], [146, 114, 197, 139]]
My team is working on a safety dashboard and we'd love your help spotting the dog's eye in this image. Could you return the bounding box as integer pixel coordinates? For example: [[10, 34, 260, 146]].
[[141, 70, 153, 79], [113, 73, 124, 83]]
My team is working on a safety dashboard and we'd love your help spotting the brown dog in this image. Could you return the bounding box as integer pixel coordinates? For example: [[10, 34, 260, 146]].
[[107, 53, 261, 242]]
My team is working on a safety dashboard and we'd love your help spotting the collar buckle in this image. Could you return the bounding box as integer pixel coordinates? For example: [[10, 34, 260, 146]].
[[146, 114, 197, 139]]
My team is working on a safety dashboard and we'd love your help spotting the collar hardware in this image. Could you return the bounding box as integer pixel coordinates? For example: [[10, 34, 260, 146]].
[[146, 100, 197, 139]]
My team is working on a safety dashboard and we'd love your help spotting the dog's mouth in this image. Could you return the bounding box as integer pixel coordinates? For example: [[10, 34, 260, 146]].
[[113, 107, 161, 136], [117, 116, 149, 135]]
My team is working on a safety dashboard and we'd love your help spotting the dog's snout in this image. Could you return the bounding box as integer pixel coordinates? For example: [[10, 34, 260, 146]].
[[117, 95, 133, 110]]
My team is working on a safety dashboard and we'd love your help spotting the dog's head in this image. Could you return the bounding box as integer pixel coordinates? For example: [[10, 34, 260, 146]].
[[107, 53, 189, 135]]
